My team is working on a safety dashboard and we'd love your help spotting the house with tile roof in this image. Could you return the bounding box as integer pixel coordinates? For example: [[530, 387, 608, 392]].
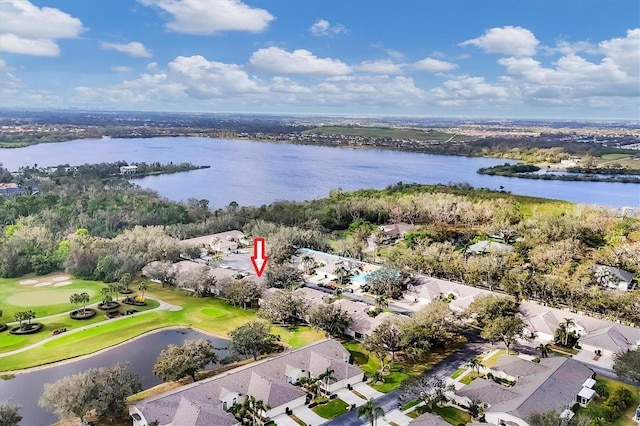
[[129, 339, 363, 426], [456, 356, 596, 426]]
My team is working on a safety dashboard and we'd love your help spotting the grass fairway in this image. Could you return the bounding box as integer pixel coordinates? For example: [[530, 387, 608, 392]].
[[0, 275, 104, 319], [0, 282, 323, 371]]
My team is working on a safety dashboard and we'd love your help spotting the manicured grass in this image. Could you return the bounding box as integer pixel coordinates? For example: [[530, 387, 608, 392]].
[[0, 275, 105, 319], [459, 372, 483, 385], [312, 398, 349, 419], [343, 340, 462, 393], [400, 398, 422, 411], [303, 126, 458, 141], [0, 282, 323, 371], [601, 153, 633, 161], [410, 405, 472, 425], [577, 377, 640, 426], [433, 405, 472, 425], [450, 368, 466, 379], [482, 349, 518, 368], [290, 414, 306, 426], [549, 343, 579, 355]]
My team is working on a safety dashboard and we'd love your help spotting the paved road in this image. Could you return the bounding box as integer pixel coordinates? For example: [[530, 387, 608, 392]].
[[304, 282, 413, 316], [325, 332, 486, 426]]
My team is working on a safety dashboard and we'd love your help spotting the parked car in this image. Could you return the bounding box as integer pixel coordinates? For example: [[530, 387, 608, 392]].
[[325, 283, 336, 290]]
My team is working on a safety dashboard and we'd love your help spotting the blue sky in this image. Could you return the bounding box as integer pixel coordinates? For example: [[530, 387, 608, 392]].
[[1, 0, 639, 119]]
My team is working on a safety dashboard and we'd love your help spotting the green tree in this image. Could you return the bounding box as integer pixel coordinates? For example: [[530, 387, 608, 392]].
[[333, 264, 352, 286], [308, 303, 351, 337], [374, 295, 389, 311], [365, 268, 409, 298], [300, 254, 315, 274], [138, 281, 148, 299], [70, 293, 81, 312], [79, 292, 90, 314], [357, 398, 384, 426], [229, 321, 278, 361], [153, 339, 218, 382], [0, 403, 22, 426], [613, 349, 640, 382], [466, 294, 519, 326], [39, 363, 141, 424], [258, 289, 309, 325], [265, 264, 304, 289], [481, 316, 526, 355], [465, 358, 482, 374]]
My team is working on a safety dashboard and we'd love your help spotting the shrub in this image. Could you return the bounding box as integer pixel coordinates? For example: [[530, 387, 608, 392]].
[[532, 357, 540, 363], [593, 381, 609, 398]]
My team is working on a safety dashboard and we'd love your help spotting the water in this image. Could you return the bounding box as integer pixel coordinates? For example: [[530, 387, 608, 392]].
[[0, 137, 637, 207], [0, 329, 230, 426]]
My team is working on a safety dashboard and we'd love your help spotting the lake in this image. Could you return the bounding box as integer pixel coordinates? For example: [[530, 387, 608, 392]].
[[0, 328, 230, 426], [0, 137, 638, 207]]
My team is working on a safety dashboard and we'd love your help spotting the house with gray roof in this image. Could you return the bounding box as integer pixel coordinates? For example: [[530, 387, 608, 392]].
[[456, 356, 595, 426], [594, 264, 635, 291], [409, 411, 452, 426], [466, 240, 513, 255], [129, 339, 363, 426], [519, 302, 640, 356]]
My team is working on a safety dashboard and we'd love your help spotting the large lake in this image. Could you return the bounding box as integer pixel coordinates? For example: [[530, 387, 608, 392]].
[[0, 328, 229, 426], [0, 137, 638, 208]]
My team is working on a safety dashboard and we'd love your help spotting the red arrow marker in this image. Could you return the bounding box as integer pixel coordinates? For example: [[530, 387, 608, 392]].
[[251, 237, 269, 277]]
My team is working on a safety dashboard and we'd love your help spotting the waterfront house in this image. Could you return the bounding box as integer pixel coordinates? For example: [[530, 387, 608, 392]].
[[120, 165, 138, 174]]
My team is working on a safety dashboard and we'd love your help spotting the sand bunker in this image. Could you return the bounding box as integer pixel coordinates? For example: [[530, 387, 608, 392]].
[[34, 282, 53, 287], [53, 281, 73, 287], [52, 276, 71, 282], [19, 279, 38, 285]]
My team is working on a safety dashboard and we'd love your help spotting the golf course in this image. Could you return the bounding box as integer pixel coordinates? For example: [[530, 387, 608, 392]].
[[0, 273, 324, 372]]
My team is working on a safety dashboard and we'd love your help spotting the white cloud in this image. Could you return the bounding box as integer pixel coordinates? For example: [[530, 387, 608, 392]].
[[139, 0, 274, 34], [355, 60, 404, 74], [460, 26, 539, 57], [413, 57, 458, 72], [249, 47, 350, 76], [430, 76, 512, 107], [102, 41, 153, 58], [309, 19, 347, 37], [599, 28, 640, 75], [111, 66, 133, 72], [0, 0, 85, 56]]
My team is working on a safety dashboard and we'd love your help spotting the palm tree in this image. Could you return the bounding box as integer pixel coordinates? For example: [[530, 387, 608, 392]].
[[138, 282, 148, 299], [562, 318, 575, 347], [119, 272, 132, 292], [25, 310, 35, 327], [537, 343, 550, 358], [357, 398, 384, 426], [465, 358, 482, 375], [70, 293, 81, 312], [109, 282, 120, 301], [14, 312, 25, 330], [374, 295, 388, 311], [301, 254, 314, 274], [333, 264, 351, 286], [79, 292, 90, 314], [318, 367, 336, 394], [100, 288, 111, 304]]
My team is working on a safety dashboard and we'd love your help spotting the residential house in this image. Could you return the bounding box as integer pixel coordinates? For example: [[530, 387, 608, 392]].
[[409, 412, 451, 426], [520, 302, 640, 356], [0, 182, 24, 196], [130, 339, 364, 426], [456, 356, 596, 426], [120, 165, 138, 174], [466, 240, 513, 255], [182, 230, 247, 254], [332, 298, 404, 340], [594, 265, 635, 291], [405, 276, 493, 312]]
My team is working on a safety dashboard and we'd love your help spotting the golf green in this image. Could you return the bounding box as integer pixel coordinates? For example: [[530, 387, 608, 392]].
[[6, 288, 96, 307]]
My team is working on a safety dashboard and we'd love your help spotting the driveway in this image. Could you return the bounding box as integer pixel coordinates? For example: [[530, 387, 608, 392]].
[[272, 413, 303, 426], [335, 388, 366, 407], [352, 383, 384, 400], [378, 408, 412, 426], [292, 405, 327, 426]]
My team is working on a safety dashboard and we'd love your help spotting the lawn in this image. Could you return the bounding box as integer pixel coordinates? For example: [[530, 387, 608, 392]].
[[450, 368, 466, 379], [0, 281, 323, 371], [408, 405, 472, 425], [343, 340, 462, 393], [482, 349, 518, 368], [577, 377, 640, 426], [312, 398, 349, 419], [459, 371, 483, 385], [302, 126, 459, 142]]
